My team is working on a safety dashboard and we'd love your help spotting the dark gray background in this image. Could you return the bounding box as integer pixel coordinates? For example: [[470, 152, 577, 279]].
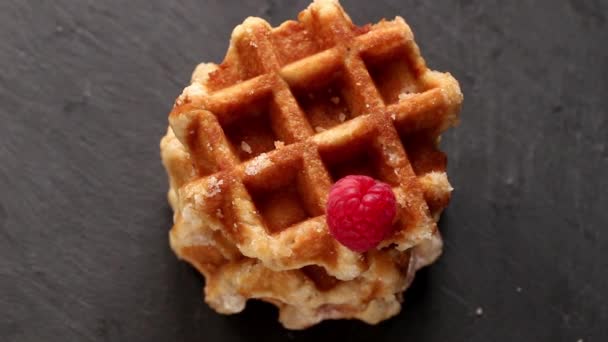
[[1, 0, 607, 341]]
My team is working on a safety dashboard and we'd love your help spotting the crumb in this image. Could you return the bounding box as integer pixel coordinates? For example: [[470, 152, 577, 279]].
[[356, 82, 361, 86], [216, 209, 224, 219], [330, 96, 340, 104], [315, 126, 326, 133], [205, 176, 224, 198], [516, 287, 522, 293], [391, 113, 396, 120], [245, 153, 271, 175], [475, 307, 483, 316], [576, 339, 584, 342], [274, 140, 285, 149], [183, 83, 206, 99], [365, 104, 370, 108], [249, 41, 257, 48], [241, 141, 252, 154], [176, 83, 206, 106], [338, 113, 346, 122]]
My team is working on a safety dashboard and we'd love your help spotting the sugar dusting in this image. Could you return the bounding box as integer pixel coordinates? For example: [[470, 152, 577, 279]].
[[274, 140, 285, 149], [245, 153, 272, 175], [205, 176, 224, 198]]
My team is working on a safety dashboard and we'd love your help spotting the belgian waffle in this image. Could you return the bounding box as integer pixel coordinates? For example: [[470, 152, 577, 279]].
[[161, 0, 462, 329]]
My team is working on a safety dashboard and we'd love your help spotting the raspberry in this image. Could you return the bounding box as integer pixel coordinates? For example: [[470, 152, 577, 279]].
[[326, 175, 397, 253]]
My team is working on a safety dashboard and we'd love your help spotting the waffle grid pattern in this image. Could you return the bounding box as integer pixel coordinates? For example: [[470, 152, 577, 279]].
[[162, 0, 462, 329]]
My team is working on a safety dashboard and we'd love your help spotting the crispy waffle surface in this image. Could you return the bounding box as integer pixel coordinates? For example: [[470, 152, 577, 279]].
[[160, 0, 462, 329]]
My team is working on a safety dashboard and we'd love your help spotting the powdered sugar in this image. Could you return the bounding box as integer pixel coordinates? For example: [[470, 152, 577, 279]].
[[205, 176, 224, 198], [245, 153, 272, 175]]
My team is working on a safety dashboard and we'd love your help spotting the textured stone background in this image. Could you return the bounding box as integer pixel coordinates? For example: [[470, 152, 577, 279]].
[[1, 0, 606, 341]]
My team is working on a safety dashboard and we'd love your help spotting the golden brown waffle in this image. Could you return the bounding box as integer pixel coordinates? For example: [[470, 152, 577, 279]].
[[161, 0, 462, 329]]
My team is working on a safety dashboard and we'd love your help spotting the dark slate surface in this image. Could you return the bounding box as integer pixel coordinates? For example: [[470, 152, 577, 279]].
[[1, 0, 607, 341]]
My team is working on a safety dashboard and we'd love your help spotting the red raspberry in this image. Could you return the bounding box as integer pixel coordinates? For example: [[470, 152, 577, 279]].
[[326, 175, 397, 253]]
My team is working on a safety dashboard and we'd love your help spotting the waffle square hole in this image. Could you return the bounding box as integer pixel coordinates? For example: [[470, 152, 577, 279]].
[[221, 95, 280, 161], [292, 73, 354, 133], [244, 160, 321, 234], [399, 131, 447, 176], [361, 45, 428, 105], [319, 134, 396, 185], [301, 265, 341, 291]]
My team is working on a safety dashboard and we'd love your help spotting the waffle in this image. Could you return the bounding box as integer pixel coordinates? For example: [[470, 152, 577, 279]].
[[160, 0, 462, 329]]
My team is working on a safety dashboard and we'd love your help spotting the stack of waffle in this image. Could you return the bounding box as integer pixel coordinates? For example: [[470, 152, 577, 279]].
[[161, 0, 462, 329]]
